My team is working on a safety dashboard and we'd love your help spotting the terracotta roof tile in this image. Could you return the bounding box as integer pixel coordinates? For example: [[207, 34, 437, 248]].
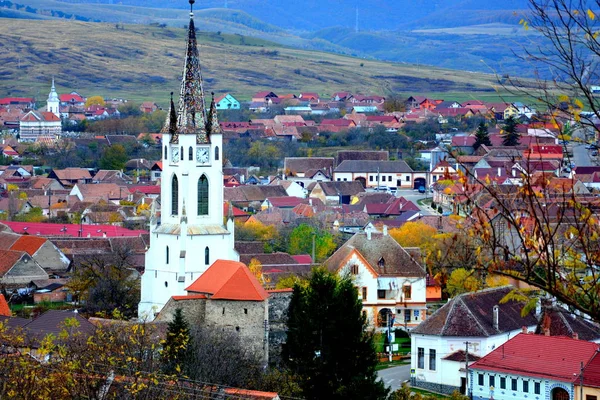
[[9, 235, 46, 256], [186, 260, 269, 301], [0, 250, 25, 276], [471, 333, 599, 383]]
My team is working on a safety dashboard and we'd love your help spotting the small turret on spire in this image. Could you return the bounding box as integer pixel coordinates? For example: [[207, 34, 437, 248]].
[[206, 92, 222, 136]]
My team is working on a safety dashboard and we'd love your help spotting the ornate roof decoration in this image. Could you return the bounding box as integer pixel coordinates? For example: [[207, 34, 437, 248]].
[[206, 92, 222, 136], [176, 0, 209, 144]]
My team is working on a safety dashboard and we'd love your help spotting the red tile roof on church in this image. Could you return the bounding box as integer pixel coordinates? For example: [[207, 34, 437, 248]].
[[185, 259, 269, 301], [470, 333, 600, 383]]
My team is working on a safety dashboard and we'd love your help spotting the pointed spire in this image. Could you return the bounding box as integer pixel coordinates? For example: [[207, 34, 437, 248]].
[[161, 92, 178, 136], [177, 0, 208, 143], [47, 77, 59, 103], [207, 92, 222, 136]]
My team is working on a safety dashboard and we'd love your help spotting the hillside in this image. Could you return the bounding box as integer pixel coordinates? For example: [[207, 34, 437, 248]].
[[0, 18, 521, 105]]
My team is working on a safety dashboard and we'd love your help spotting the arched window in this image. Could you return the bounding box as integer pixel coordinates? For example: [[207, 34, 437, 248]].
[[166, 246, 169, 264], [215, 146, 220, 161], [180, 146, 184, 159], [198, 175, 209, 215], [205, 246, 210, 265], [164, 145, 167, 160], [171, 175, 178, 215], [189, 146, 193, 161]]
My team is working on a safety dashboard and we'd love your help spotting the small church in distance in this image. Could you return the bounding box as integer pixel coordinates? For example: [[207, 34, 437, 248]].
[[138, 0, 274, 364]]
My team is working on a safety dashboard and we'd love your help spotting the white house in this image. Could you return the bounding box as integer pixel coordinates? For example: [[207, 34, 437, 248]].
[[324, 227, 427, 330], [410, 286, 539, 395], [333, 160, 414, 189], [469, 333, 600, 400]]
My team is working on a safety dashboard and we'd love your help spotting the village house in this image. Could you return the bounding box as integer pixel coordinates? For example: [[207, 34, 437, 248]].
[[214, 93, 240, 110], [333, 160, 414, 189], [469, 333, 600, 400], [309, 181, 365, 205], [324, 228, 427, 330], [48, 168, 92, 188], [0, 232, 70, 274], [283, 157, 334, 188], [139, 102, 160, 113], [410, 286, 539, 396], [69, 183, 129, 204], [0, 249, 49, 286]]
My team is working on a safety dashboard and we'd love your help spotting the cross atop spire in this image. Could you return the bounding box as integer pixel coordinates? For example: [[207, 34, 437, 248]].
[[189, 0, 195, 15], [176, 0, 209, 144]]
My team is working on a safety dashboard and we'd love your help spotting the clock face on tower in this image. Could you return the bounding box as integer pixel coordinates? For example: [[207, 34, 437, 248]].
[[171, 147, 179, 163], [196, 147, 210, 165]]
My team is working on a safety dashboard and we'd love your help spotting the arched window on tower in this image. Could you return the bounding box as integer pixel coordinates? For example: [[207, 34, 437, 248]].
[[166, 246, 169, 264], [215, 146, 220, 161], [180, 146, 184, 159], [164, 145, 167, 160], [198, 175, 209, 215], [205, 246, 210, 265], [171, 175, 179, 215], [189, 146, 193, 161]]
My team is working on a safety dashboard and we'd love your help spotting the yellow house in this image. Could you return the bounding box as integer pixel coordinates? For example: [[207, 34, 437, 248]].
[[503, 104, 519, 120]]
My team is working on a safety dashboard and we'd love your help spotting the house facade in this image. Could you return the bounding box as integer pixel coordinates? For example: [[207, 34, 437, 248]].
[[324, 228, 427, 330], [215, 93, 240, 110], [469, 333, 600, 400], [410, 286, 539, 395], [333, 160, 414, 189]]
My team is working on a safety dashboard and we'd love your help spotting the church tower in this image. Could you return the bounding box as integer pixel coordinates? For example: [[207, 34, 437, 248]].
[[138, 1, 238, 320], [47, 78, 60, 118]]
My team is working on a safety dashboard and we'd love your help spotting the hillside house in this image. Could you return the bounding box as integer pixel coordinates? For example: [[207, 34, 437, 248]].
[[284, 157, 334, 187], [325, 228, 427, 330], [59, 92, 85, 108], [214, 93, 240, 110], [410, 286, 538, 395], [139, 102, 159, 113], [48, 168, 92, 187]]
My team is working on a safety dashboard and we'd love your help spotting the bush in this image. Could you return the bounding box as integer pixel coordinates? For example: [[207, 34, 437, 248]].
[[430, 201, 436, 208]]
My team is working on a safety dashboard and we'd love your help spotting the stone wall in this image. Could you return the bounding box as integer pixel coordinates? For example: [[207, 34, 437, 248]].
[[267, 290, 292, 365], [154, 298, 206, 326], [411, 378, 461, 396], [205, 299, 268, 364]]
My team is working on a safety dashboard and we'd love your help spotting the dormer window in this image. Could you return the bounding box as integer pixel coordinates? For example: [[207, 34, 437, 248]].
[[378, 257, 385, 267]]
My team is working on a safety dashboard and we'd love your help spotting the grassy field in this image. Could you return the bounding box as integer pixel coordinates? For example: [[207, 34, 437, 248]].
[[0, 18, 534, 106]]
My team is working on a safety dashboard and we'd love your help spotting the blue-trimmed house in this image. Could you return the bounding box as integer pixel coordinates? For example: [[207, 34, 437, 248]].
[[469, 333, 600, 400], [215, 93, 240, 110]]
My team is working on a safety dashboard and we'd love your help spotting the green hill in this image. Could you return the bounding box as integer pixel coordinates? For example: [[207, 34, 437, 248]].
[[0, 18, 517, 105]]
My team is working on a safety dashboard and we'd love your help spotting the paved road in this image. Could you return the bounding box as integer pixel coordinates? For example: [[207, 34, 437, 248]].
[[377, 364, 411, 392], [571, 143, 598, 168]]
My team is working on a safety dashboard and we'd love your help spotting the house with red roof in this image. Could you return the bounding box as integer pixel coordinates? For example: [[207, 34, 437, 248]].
[[410, 286, 539, 396], [59, 92, 85, 107], [0, 97, 35, 109], [469, 333, 600, 400], [155, 259, 270, 364]]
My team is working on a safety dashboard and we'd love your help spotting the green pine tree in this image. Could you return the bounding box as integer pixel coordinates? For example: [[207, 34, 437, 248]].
[[283, 268, 389, 400], [501, 116, 520, 146], [473, 121, 492, 150], [160, 308, 190, 375]]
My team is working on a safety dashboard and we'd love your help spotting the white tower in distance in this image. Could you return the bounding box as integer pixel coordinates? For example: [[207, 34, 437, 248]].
[[47, 78, 60, 117], [138, 0, 239, 320]]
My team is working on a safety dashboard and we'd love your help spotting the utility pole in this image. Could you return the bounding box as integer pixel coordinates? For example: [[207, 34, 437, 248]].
[[464, 341, 471, 399]]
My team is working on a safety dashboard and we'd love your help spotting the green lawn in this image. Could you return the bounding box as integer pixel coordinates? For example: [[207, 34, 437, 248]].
[[410, 387, 451, 399], [374, 335, 411, 355], [375, 359, 408, 371]]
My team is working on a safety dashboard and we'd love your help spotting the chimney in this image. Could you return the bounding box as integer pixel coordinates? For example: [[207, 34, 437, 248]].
[[309, 198, 313, 206], [497, 167, 501, 177], [544, 328, 550, 336], [366, 227, 372, 240], [102, 232, 107, 238], [573, 332, 579, 340], [521, 326, 527, 334], [493, 305, 499, 330], [383, 225, 388, 236]]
